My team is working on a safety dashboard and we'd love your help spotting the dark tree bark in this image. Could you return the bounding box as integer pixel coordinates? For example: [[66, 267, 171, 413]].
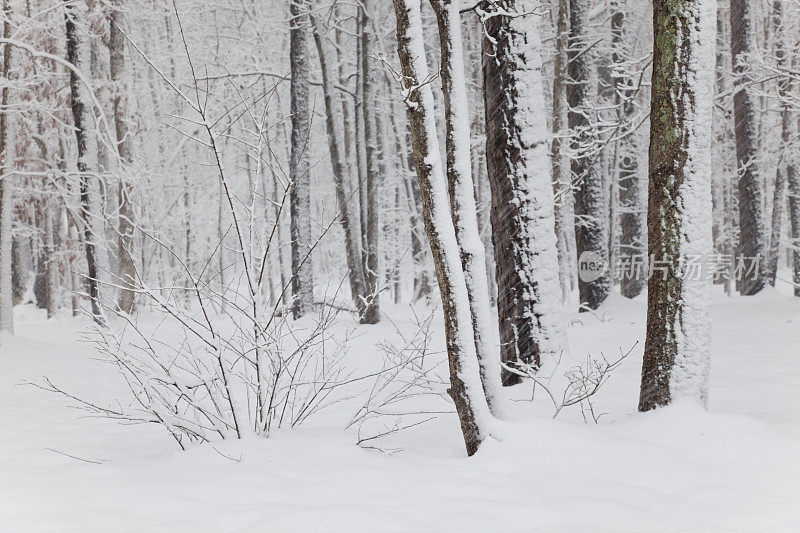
[[360, 3, 381, 324], [311, 17, 368, 316], [788, 158, 800, 297], [766, 0, 790, 286], [611, 0, 646, 299], [569, 0, 610, 310], [0, 0, 14, 332], [65, 0, 105, 326], [730, 0, 766, 295], [482, 0, 567, 385], [289, 0, 314, 318], [639, 0, 714, 412], [109, 0, 136, 313]]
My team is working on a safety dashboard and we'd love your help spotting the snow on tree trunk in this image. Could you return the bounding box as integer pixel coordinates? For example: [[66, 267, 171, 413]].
[[482, 0, 567, 385], [729, 0, 766, 295], [612, 1, 646, 299], [109, 0, 136, 314], [551, 0, 577, 306], [430, 0, 507, 418], [639, 0, 716, 411], [568, 0, 610, 311], [289, 0, 314, 318], [311, 18, 368, 316], [393, 0, 494, 456], [0, 0, 13, 333], [361, 4, 381, 325], [789, 161, 800, 297], [65, 0, 106, 327]]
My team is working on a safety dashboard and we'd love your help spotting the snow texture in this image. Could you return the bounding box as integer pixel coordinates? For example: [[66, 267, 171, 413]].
[[2, 291, 799, 531], [671, 0, 716, 406]]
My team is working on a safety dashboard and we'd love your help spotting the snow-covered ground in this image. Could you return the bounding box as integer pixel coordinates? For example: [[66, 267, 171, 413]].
[[1, 289, 799, 532]]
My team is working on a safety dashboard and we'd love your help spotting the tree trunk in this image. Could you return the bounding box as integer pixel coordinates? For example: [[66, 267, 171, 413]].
[[551, 0, 576, 305], [569, 0, 610, 310], [109, 0, 137, 313], [65, 0, 106, 326], [482, 0, 567, 385], [730, 0, 766, 295], [44, 206, 57, 319], [360, 4, 381, 324], [639, 0, 715, 412], [788, 158, 800, 297], [311, 17, 368, 315], [766, 0, 790, 286], [612, 1, 646, 299], [289, 0, 314, 318], [431, 0, 506, 417], [393, 0, 493, 456], [0, 0, 14, 333]]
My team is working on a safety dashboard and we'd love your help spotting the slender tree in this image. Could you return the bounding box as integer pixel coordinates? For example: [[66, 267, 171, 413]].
[[730, 0, 766, 294], [109, 0, 137, 313], [0, 0, 14, 333], [611, 0, 646, 299], [311, 17, 368, 315], [640, 0, 716, 411], [482, 0, 567, 384], [551, 0, 576, 304], [289, 0, 313, 318], [569, 0, 610, 310], [360, 3, 380, 324], [65, 0, 105, 326], [393, 0, 494, 456], [431, 0, 506, 416], [766, 0, 791, 286]]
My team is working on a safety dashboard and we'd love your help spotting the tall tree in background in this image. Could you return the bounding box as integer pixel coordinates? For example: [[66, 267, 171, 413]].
[[289, 0, 313, 318], [109, 0, 136, 313], [311, 16, 368, 316], [551, 0, 576, 304], [431, 0, 505, 416], [65, 0, 105, 326], [360, 3, 380, 324], [640, 0, 715, 411], [611, 0, 646, 299], [483, 0, 567, 384], [729, 0, 766, 295], [0, 0, 14, 333], [766, 0, 792, 286], [394, 0, 494, 456], [569, 0, 610, 310]]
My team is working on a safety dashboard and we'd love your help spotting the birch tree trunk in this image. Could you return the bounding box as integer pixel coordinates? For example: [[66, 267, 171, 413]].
[[482, 0, 567, 384], [431, 0, 506, 417], [311, 17, 368, 315], [109, 0, 136, 313], [569, 0, 610, 310], [393, 0, 493, 456], [360, 4, 381, 324], [65, 0, 106, 326], [289, 0, 314, 318], [0, 0, 13, 333], [730, 0, 766, 295], [639, 0, 716, 411], [611, 0, 646, 299]]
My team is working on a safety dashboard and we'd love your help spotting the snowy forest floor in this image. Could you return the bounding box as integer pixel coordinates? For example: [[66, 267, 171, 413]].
[[1, 287, 799, 532]]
